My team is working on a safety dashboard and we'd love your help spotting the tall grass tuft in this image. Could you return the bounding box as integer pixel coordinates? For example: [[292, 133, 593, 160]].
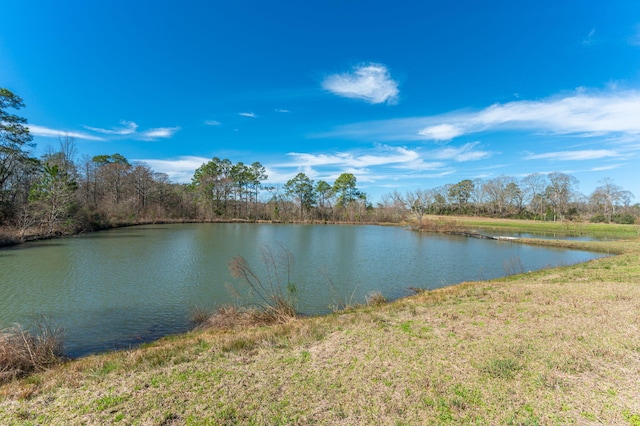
[[365, 291, 387, 307], [226, 244, 298, 325], [189, 305, 212, 327], [503, 256, 525, 276], [0, 316, 65, 383]]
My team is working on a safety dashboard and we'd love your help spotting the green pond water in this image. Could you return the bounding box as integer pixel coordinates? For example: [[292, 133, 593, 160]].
[[0, 223, 606, 356]]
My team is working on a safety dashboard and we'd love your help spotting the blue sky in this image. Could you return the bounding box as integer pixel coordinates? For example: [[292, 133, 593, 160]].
[[2, 0, 640, 202]]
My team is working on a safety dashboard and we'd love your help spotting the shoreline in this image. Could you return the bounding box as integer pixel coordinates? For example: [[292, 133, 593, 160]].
[[2, 214, 636, 251], [1, 224, 638, 423], [1, 217, 632, 359], [0, 217, 397, 250], [2, 219, 629, 357]]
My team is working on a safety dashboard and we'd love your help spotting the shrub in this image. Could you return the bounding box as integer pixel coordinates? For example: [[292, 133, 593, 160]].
[[612, 213, 636, 225], [590, 213, 636, 224], [0, 317, 65, 383]]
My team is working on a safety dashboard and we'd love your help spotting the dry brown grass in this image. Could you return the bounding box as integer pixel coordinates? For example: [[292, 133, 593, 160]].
[[365, 291, 387, 307], [197, 304, 297, 330], [417, 217, 465, 233], [187, 305, 211, 327], [0, 319, 64, 383]]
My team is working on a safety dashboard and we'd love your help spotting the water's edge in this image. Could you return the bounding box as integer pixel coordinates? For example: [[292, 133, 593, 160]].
[[1, 222, 610, 358]]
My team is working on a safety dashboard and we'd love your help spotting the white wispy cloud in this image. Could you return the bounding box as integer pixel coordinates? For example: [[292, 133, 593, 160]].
[[79, 120, 181, 140], [591, 164, 623, 172], [429, 142, 492, 162], [27, 124, 105, 141], [275, 109, 290, 113], [204, 120, 221, 126], [286, 146, 419, 169], [417, 90, 640, 139], [582, 28, 596, 46], [139, 127, 181, 140], [260, 167, 300, 186], [239, 112, 257, 118], [271, 145, 451, 186], [322, 63, 399, 104], [418, 123, 464, 141], [133, 156, 209, 183], [294, 142, 490, 174], [323, 89, 640, 144], [84, 120, 138, 135], [524, 149, 620, 161]]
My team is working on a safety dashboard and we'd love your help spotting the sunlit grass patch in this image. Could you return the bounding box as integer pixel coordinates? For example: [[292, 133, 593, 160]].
[[423, 215, 639, 238], [95, 391, 127, 411], [480, 357, 523, 379], [89, 360, 122, 378]]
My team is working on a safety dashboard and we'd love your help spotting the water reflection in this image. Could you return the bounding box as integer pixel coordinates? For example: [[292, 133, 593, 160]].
[[0, 223, 607, 357]]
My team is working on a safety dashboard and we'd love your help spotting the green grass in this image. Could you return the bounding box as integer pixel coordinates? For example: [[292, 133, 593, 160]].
[[423, 214, 639, 238], [1, 223, 639, 424], [481, 358, 523, 379]]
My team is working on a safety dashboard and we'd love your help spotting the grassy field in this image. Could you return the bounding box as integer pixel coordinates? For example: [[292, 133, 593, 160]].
[[1, 220, 639, 425], [421, 215, 640, 238]]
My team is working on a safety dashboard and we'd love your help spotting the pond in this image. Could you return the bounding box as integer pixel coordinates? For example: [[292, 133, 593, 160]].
[[0, 223, 607, 357], [473, 231, 607, 242]]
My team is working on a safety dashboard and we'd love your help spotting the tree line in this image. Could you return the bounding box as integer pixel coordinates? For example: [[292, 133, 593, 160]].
[[375, 174, 637, 225], [1, 88, 637, 243], [0, 88, 373, 241], [188, 158, 369, 222]]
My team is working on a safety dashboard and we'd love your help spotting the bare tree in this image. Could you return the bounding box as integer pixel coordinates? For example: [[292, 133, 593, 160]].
[[376, 190, 406, 222], [590, 177, 634, 222], [483, 176, 516, 216], [404, 189, 431, 225], [521, 173, 548, 219], [130, 162, 155, 216], [469, 178, 486, 215]]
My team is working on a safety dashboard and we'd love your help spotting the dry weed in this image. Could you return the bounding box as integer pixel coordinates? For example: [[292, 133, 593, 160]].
[[226, 244, 298, 324], [198, 303, 296, 331], [0, 318, 64, 383], [365, 291, 387, 307]]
